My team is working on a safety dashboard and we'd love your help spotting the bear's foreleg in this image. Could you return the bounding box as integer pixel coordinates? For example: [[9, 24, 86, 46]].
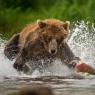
[[13, 41, 34, 73], [4, 33, 20, 60], [60, 42, 80, 68]]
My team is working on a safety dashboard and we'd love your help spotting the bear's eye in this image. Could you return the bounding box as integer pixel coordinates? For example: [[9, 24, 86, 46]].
[[46, 37, 52, 43], [43, 36, 52, 43], [57, 37, 64, 44], [55, 28, 60, 32]]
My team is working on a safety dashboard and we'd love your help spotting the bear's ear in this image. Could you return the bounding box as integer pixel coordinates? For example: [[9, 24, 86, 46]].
[[62, 21, 70, 31], [37, 19, 47, 28]]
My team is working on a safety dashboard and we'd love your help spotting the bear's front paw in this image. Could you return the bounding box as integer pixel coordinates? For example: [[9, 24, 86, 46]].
[[13, 63, 24, 71]]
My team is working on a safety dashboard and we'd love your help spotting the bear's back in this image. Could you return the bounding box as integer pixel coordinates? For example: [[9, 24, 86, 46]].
[[19, 22, 38, 47]]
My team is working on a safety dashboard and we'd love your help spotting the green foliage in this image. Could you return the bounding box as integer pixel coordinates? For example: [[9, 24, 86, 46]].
[[0, 0, 95, 39]]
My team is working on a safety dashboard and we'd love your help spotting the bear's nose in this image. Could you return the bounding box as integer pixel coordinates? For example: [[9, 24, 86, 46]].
[[51, 49, 56, 54]]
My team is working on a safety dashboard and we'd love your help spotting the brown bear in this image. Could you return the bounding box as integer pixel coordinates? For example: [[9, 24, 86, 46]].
[[4, 19, 95, 74]]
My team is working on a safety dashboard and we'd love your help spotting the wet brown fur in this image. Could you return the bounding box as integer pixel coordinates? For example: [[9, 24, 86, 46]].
[[4, 19, 80, 73]]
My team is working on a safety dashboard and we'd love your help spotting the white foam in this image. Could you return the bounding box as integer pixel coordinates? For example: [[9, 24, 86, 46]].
[[0, 41, 18, 76], [68, 21, 95, 67], [31, 59, 76, 78]]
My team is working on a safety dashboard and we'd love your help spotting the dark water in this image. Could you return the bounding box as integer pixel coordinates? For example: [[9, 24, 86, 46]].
[[0, 21, 95, 95]]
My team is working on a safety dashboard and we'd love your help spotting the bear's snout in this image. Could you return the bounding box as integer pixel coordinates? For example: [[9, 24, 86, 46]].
[[48, 39, 57, 54], [51, 49, 56, 54]]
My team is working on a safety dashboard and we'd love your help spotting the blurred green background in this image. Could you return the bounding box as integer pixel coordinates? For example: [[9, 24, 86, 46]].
[[0, 0, 95, 39]]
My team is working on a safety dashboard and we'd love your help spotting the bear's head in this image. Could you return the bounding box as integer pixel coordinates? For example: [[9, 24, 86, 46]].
[[37, 19, 70, 55]]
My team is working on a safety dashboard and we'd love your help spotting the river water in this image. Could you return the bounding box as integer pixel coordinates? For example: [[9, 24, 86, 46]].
[[0, 21, 95, 95]]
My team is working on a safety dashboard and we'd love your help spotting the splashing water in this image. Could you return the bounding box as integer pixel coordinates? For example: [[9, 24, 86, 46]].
[[0, 21, 95, 78], [0, 39, 18, 77], [68, 21, 95, 67]]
